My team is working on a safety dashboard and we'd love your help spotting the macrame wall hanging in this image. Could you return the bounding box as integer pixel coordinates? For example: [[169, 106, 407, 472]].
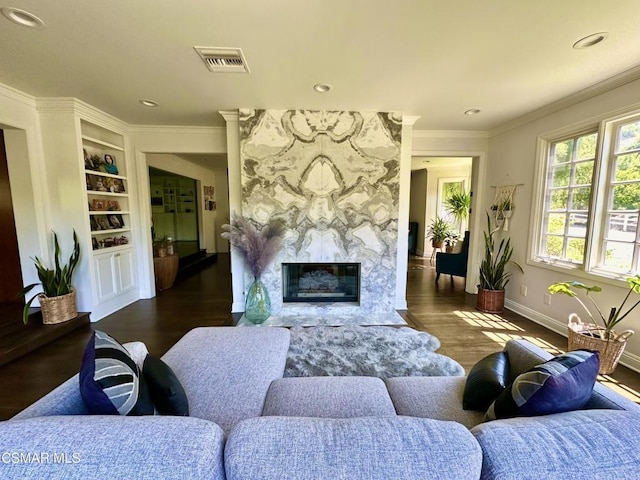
[[491, 182, 522, 231]]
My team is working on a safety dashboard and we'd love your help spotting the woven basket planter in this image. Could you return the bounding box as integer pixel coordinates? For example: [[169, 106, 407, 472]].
[[38, 288, 78, 325], [567, 314, 634, 375], [476, 287, 505, 314]]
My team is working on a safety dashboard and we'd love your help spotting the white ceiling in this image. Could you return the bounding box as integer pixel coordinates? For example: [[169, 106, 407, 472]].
[[2, 1, 640, 131]]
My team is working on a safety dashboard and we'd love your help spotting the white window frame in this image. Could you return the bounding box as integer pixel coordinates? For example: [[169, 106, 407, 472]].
[[529, 107, 640, 284]]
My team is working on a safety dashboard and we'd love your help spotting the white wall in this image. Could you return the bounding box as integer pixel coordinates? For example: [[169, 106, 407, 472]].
[[0, 85, 51, 294], [213, 166, 230, 253], [488, 77, 640, 372]]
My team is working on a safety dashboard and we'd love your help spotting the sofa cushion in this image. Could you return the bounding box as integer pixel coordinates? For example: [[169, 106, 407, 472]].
[[486, 350, 599, 421], [225, 416, 482, 480], [143, 354, 189, 416], [471, 409, 640, 480], [385, 376, 485, 428], [463, 351, 509, 411], [0, 416, 225, 480], [262, 376, 396, 418], [160, 327, 290, 433], [79, 330, 154, 416]]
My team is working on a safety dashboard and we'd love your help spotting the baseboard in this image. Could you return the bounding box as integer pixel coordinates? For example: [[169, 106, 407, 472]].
[[506, 299, 640, 374]]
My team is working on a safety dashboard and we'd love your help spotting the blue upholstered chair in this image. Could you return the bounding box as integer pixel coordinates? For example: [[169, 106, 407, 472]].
[[435, 231, 469, 282]]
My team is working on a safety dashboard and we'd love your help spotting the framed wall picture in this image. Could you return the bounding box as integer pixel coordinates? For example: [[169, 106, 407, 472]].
[[103, 154, 119, 175], [107, 178, 125, 193], [92, 199, 106, 211], [96, 216, 111, 230], [107, 214, 124, 229]]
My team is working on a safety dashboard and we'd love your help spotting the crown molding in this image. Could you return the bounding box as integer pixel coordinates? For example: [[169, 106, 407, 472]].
[[219, 110, 239, 122], [0, 81, 36, 108], [412, 129, 489, 138], [36, 97, 128, 133], [490, 64, 640, 137], [402, 115, 420, 126], [129, 124, 225, 136]]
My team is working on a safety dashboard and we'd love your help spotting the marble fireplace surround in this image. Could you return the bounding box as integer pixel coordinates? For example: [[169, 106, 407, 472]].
[[239, 109, 406, 321]]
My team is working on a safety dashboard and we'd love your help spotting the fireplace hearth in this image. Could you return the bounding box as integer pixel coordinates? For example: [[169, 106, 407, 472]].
[[282, 263, 360, 303]]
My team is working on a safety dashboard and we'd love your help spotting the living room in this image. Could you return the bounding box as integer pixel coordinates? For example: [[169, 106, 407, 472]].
[[2, 2, 640, 477]]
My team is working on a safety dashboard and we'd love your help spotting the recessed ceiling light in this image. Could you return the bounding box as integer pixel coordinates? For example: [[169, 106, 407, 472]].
[[464, 109, 481, 116], [139, 99, 159, 107], [573, 32, 609, 49], [313, 83, 331, 93], [1, 7, 44, 28]]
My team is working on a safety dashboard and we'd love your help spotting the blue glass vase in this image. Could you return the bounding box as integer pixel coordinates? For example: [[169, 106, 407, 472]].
[[245, 277, 271, 324]]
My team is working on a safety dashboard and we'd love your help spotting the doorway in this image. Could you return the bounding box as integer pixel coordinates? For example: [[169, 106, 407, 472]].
[[408, 156, 476, 294], [0, 129, 24, 304], [149, 167, 200, 260]]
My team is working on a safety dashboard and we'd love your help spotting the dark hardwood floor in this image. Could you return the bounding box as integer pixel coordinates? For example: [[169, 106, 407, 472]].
[[1, 253, 638, 420]]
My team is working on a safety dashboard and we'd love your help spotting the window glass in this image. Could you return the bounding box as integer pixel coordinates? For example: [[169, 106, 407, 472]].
[[538, 132, 597, 265]]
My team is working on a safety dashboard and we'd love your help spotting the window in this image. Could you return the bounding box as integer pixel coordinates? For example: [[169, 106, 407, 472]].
[[534, 112, 640, 278], [598, 118, 640, 272], [539, 131, 597, 265]]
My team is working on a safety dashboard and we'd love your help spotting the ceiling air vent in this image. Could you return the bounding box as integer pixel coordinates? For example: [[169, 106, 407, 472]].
[[194, 47, 250, 73]]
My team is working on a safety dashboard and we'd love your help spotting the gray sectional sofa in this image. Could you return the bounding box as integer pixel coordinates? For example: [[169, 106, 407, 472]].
[[2, 326, 640, 479]]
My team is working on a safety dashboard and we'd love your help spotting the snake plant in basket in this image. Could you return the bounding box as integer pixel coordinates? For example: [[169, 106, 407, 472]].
[[476, 214, 523, 313], [549, 277, 639, 374], [18, 230, 81, 325]]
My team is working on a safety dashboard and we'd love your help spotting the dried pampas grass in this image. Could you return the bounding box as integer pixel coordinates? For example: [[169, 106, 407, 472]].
[[221, 215, 286, 278]]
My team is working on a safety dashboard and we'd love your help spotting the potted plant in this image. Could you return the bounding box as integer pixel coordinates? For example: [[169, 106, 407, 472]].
[[444, 231, 460, 253], [18, 230, 80, 325], [477, 214, 523, 313], [548, 278, 638, 374], [444, 191, 470, 231], [154, 235, 168, 258], [427, 216, 451, 249]]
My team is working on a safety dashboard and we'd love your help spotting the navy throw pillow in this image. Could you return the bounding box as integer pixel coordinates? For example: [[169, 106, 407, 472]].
[[486, 350, 599, 421], [142, 354, 189, 416], [79, 330, 154, 416], [463, 351, 510, 411]]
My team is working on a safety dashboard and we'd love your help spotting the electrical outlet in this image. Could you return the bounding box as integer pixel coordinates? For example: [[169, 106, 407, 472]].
[[520, 285, 527, 297], [544, 294, 552, 305]]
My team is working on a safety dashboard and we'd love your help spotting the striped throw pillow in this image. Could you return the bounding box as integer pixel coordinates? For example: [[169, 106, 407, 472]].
[[79, 330, 154, 416]]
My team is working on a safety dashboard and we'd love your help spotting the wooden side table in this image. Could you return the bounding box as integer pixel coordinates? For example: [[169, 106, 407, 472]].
[[154, 254, 179, 290]]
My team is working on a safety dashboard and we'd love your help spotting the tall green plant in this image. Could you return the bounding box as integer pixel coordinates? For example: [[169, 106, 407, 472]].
[[444, 191, 471, 223], [479, 214, 522, 290], [18, 230, 81, 324]]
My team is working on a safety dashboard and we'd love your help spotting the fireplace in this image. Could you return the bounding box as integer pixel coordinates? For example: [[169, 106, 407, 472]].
[[282, 263, 360, 303]]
